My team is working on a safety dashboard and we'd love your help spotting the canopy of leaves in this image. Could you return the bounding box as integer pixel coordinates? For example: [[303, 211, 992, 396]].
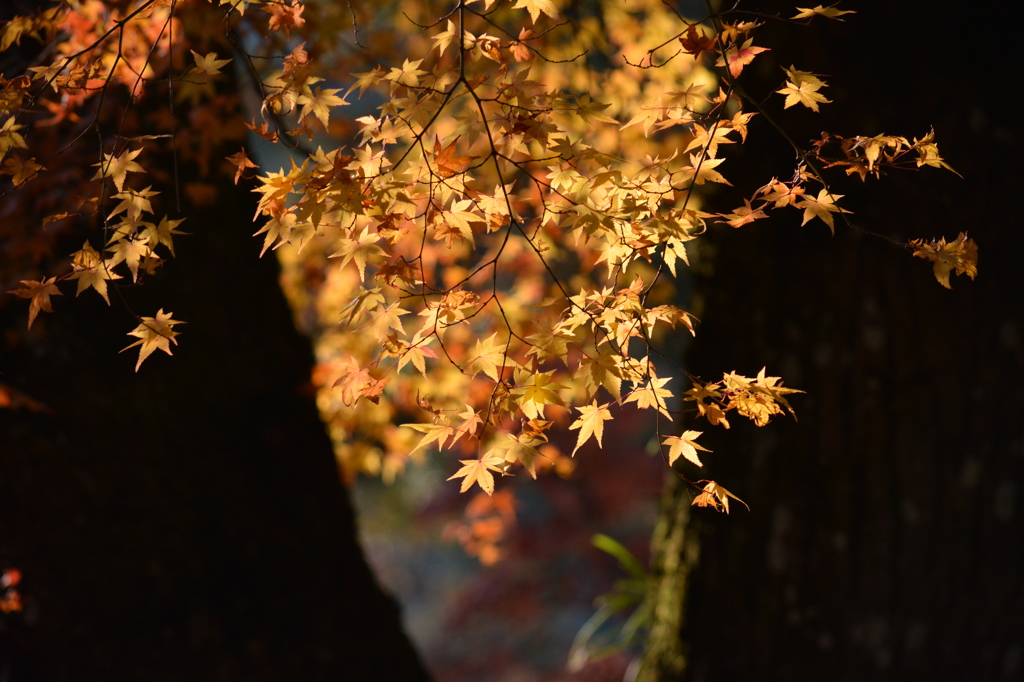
[[1, 0, 967, 511]]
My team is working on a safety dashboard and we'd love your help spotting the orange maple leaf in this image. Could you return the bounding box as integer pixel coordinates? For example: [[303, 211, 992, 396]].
[[679, 24, 717, 58], [718, 39, 769, 78], [432, 136, 475, 179], [226, 149, 258, 184]]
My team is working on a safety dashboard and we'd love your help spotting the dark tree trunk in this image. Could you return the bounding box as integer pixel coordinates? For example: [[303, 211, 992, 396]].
[[647, 3, 1022, 680], [0, 154, 431, 681]]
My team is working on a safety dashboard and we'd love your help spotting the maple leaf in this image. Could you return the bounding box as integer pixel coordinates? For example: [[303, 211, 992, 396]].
[[684, 380, 731, 428], [70, 264, 120, 304], [509, 27, 536, 62], [752, 366, 804, 418], [513, 370, 565, 419], [106, 236, 152, 282], [728, 110, 757, 142], [912, 128, 959, 175], [621, 102, 665, 138], [245, 118, 279, 142], [12, 277, 61, 329], [760, 178, 805, 208], [718, 199, 767, 228], [910, 231, 979, 289], [680, 153, 732, 186], [792, 4, 855, 20], [447, 455, 506, 495], [397, 338, 439, 375], [692, 480, 748, 513], [624, 376, 673, 420], [679, 24, 716, 57], [432, 136, 475, 179], [569, 401, 613, 455], [431, 19, 457, 56], [453, 405, 484, 444], [718, 39, 769, 79], [662, 430, 710, 467], [2, 154, 43, 185], [386, 59, 426, 87], [491, 433, 545, 479], [122, 309, 182, 371], [69, 242, 121, 304], [467, 333, 512, 381], [330, 228, 386, 280], [574, 94, 617, 126], [298, 86, 347, 127], [512, 0, 559, 24], [685, 123, 735, 159], [190, 50, 231, 78], [264, 0, 305, 36], [0, 117, 27, 156], [796, 188, 849, 232], [107, 186, 158, 222], [334, 360, 376, 406], [140, 216, 187, 257], [226, 149, 258, 184], [93, 148, 144, 192], [777, 79, 831, 112], [360, 376, 391, 404]]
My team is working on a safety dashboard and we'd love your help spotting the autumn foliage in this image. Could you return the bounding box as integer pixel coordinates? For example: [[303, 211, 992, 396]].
[[2, 0, 973, 517]]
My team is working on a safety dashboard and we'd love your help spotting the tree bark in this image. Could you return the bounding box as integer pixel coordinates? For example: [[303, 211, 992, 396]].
[[646, 3, 1022, 680], [0, 148, 431, 682]]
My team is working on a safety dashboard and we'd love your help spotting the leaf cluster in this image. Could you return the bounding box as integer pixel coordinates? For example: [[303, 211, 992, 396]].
[[1, 0, 971, 513]]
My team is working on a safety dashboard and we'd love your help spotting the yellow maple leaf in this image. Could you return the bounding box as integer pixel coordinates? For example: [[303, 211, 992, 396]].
[[776, 79, 831, 112], [406, 421, 457, 453], [2, 154, 44, 186], [513, 370, 565, 419], [69, 241, 121, 304], [569, 401, 613, 455], [512, 0, 559, 24], [910, 231, 978, 289], [298, 86, 347, 127], [121, 309, 182, 371], [467, 333, 512, 381], [624, 376, 673, 420], [0, 117, 27, 156], [792, 4, 855, 20], [796, 188, 849, 232], [330, 228, 385, 280], [680, 153, 732, 186], [106, 236, 152, 282], [662, 430, 710, 467], [692, 480, 748, 513], [684, 123, 736, 159], [447, 454, 506, 495], [93, 148, 144, 192], [140, 216, 187, 257], [490, 432, 545, 479], [718, 199, 767, 228], [190, 50, 232, 77], [12, 277, 61, 329]]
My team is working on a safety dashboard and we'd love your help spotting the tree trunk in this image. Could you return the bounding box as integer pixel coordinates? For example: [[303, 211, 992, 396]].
[[0, 150, 431, 681], [646, 3, 1022, 680]]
